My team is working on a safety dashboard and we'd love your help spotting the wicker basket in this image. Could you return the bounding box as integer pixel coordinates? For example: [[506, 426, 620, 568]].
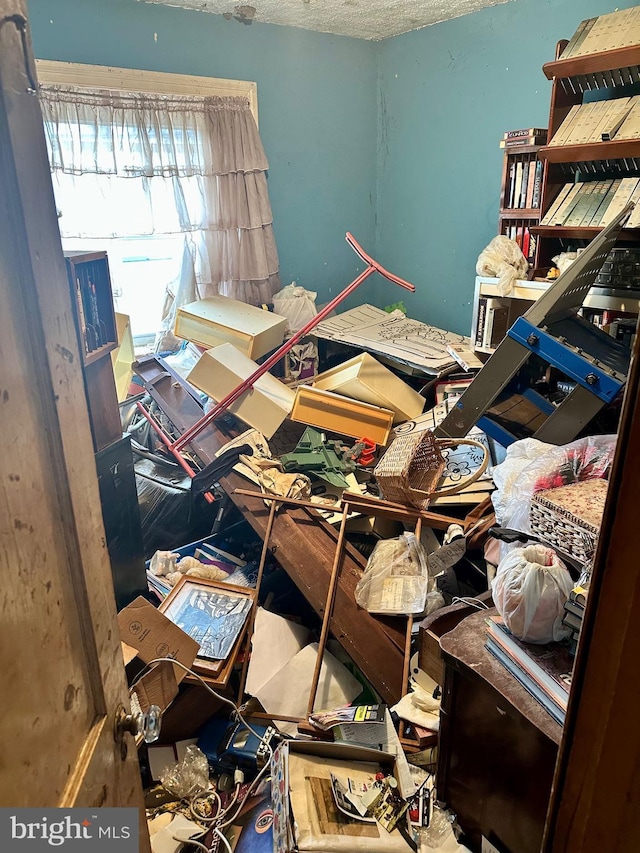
[[530, 478, 608, 563], [373, 430, 489, 510]]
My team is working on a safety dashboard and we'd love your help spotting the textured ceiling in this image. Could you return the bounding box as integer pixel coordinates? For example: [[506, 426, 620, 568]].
[[140, 0, 512, 41]]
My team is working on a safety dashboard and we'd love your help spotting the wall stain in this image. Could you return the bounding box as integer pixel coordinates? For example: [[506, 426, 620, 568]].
[[2, 390, 8, 403], [8, 474, 20, 481]]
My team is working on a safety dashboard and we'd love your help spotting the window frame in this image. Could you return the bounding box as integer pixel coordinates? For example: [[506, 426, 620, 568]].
[[35, 60, 259, 126]]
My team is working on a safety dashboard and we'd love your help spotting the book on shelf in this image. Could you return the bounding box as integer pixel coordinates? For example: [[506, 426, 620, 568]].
[[506, 161, 516, 208], [548, 104, 581, 146], [540, 183, 574, 225], [559, 16, 598, 59], [599, 97, 634, 141], [482, 299, 510, 350], [530, 160, 543, 209], [524, 160, 536, 209], [611, 95, 640, 141], [504, 127, 547, 140], [599, 177, 640, 226], [518, 161, 530, 208], [561, 8, 640, 59], [499, 134, 547, 149], [475, 297, 488, 349], [485, 614, 575, 724]]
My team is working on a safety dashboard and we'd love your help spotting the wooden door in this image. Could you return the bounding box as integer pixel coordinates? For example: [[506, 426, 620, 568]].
[[0, 0, 148, 832]]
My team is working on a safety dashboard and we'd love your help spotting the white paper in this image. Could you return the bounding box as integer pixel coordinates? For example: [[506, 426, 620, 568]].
[[246, 608, 310, 696], [313, 304, 469, 375], [150, 815, 203, 853], [255, 643, 361, 735]]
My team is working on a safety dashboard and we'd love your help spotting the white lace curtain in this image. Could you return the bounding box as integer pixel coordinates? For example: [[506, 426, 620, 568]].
[[40, 85, 280, 333]]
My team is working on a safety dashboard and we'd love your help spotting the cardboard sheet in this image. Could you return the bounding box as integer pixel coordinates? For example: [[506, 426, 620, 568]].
[[246, 608, 310, 696], [255, 643, 361, 734]]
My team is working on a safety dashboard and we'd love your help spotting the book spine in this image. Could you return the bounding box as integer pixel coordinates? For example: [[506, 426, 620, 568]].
[[504, 127, 547, 139], [74, 276, 88, 354], [531, 160, 543, 209], [499, 135, 547, 149], [506, 161, 516, 208], [525, 160, 536, 209], [475, 297, 487, 349]]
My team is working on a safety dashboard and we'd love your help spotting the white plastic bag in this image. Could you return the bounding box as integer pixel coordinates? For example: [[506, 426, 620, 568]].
[[476, 235, 528, 296], [492, 544, 573, 643], [355, 532, 429, 615], [272, 282, 317, 334]]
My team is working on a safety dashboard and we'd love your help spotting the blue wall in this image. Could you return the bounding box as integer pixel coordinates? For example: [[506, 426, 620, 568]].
[[27, 0, 378, 305], [376, 0, 638, 334], [28, 0, 638, 332]]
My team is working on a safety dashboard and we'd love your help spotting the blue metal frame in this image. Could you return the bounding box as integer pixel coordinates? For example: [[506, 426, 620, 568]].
[[508, 317, 624, 403]]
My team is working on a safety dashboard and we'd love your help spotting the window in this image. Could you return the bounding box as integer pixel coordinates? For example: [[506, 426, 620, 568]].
[[37, 61, 260, 346]]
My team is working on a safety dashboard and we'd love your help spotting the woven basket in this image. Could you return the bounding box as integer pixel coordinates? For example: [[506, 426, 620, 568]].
[[373, 430, 489, 510], [530, 478, 608, 563]]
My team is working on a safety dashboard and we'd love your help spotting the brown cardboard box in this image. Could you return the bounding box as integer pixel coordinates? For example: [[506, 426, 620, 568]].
[[118, 596, 200, 711]]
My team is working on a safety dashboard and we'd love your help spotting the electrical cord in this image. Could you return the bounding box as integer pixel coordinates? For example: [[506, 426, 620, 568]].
[[131, 657, 277, 850], [451, 595, 489, 610]]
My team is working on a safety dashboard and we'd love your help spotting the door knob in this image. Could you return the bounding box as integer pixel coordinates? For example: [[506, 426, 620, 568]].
[[114, 702, 161, 760]]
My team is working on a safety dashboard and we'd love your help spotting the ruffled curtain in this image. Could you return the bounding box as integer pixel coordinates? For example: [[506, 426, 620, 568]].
[[39, 86, 280, 337]]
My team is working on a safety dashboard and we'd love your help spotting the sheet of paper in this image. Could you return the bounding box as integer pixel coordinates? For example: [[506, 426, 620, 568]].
[[255, 643, 361, 735], [313, 304, 389, 340], [246, 608, 310, 696], [150, 815, 203, 853]]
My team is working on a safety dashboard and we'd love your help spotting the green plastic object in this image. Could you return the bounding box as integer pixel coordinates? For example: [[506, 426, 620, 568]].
[[280, 427, 358, 489]]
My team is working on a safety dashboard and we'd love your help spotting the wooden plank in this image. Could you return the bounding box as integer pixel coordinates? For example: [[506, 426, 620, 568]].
[[224, 481, 406, 703]]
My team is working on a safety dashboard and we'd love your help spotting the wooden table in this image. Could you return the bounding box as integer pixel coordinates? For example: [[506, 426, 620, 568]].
[[437, 610, 562, 853]]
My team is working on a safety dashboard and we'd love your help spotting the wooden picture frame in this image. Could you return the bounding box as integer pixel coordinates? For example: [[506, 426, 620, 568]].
[[159, 576, 255, 686]]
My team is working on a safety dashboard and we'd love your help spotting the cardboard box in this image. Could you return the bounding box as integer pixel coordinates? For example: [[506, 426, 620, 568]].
[[313, 353, 424, 424], [271, 740, 413, 853], [187, 343, 295, 438], [174, 296, 287, 360], [290, 386, 394, 445], [118, 596, 200, 712]]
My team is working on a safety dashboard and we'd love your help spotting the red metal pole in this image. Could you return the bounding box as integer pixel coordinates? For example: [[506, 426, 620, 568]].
[[173, 233, 415, 451]]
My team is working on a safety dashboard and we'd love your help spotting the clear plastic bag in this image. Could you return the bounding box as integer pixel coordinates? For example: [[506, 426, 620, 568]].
[[272, 282, 317, 334], [160, 744, 210, 799], [476, 235, 528, 296], [492, 543, 574, 643], [355, 532, 429, 615], [492, 434, 616, 535]]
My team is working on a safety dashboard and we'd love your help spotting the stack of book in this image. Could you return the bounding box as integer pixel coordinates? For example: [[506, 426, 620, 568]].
[[485, 614, 575, 725], [549, 96, 640, 146], [562, 586, 588, 655], [561, 8, 640, 60], [505, 157, 544, 211], [500, 127, 548, 149], [540, 177, 640, 229]]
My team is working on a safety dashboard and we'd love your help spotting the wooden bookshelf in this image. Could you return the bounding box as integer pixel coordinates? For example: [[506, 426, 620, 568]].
[[498, 142, 545, 269], [535, 35, 640, 277], [63, 250, 121, 452]]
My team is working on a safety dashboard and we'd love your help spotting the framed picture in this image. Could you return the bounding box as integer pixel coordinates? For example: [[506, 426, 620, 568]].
[[159, 577, 255, 684]]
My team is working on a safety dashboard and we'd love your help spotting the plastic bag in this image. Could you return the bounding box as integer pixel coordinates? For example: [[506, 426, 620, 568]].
[[492, 434, 616, 535], [272, 282, 317, 334], [476, 235, 528, 296], [160, 744, 210, 798], [492, 544, 573, 643], [355, 532, 429, 615]]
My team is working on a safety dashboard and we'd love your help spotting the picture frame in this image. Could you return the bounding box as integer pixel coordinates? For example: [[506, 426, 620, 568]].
[[159, 576, 255, 686]]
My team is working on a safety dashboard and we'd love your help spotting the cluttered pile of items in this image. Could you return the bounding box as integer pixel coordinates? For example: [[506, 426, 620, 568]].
[[114, 223, 626, 851]]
